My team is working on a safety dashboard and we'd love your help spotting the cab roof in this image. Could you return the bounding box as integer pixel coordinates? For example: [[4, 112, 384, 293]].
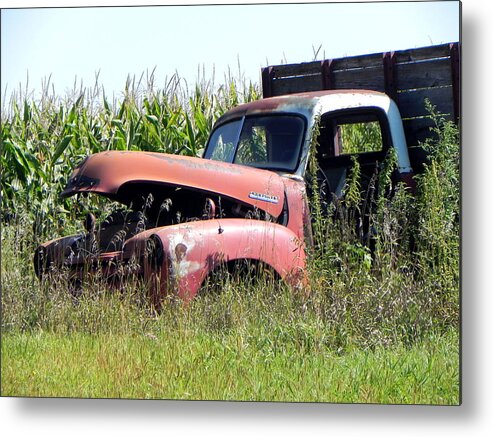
[[214, 89, 392, 126]]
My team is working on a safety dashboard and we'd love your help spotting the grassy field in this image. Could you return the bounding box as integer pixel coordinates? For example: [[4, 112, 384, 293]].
[[2, 330, 459, 404], [1, 74, 460, 404]]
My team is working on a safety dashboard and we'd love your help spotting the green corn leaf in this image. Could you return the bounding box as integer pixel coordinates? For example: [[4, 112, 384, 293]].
[[111, 119, 126, 140], [51, 135, 73, 164], [23, 100, 31, 125], [75, 93, 84, 107], [185, 113, 196, 153], [145, 114, 159, 127], [117, 100, 126, 120], [103, 95, 111, 114], [4, 141, 29, 182], [24, 148, 44, 174]]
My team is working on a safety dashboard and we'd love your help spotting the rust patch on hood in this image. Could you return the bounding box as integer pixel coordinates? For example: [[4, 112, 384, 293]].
[[61, 151, 286, 218]]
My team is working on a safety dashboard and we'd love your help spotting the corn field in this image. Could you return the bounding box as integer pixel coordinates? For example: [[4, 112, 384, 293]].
[[1, 73, 261, 240]]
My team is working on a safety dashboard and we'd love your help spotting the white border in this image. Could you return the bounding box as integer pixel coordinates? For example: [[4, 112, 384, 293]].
[[3, 1, 493, 437]]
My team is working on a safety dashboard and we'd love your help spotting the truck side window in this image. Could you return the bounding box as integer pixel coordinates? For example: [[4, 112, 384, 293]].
[[338, 120, 383, 155], [322, 109, 385, 156]]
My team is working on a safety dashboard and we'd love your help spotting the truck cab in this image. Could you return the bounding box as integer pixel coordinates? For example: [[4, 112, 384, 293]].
[[203, 90, 413, 239], [205, 90, 411, 179]]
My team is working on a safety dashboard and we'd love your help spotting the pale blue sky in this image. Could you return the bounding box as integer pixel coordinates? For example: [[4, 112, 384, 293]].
[[1, 1, 460, 100]]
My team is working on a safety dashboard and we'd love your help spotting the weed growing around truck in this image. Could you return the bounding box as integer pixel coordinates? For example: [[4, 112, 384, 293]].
[[1, 75, 459, 403]]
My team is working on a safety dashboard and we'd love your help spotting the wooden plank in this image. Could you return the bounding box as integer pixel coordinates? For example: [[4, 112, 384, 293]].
[[332, 67, 385, 91], [394, 43, 451, 63], [397, 86, 455, 119], [271, 74, 324, 95], [270, 61, 322, 79], [327, 44, 450, 72], [395, 58, 453, 90], [330, 52, 384, 71], [271, 61, 453, 95]]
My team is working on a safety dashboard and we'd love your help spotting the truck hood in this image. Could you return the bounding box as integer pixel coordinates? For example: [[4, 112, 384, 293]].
[[61, 151, 286, 218]]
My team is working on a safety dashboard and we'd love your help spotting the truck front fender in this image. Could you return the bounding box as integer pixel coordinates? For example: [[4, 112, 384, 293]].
[[146, 218, 307, 302]]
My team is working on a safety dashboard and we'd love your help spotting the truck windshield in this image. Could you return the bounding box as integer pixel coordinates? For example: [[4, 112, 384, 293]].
[[203, 115, 305, 172]]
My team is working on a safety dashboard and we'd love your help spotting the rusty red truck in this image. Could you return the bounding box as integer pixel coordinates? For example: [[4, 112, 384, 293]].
[[34, 43, 460, 305]]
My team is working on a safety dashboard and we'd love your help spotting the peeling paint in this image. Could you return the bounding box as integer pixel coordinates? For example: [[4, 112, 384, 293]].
[[166, 231, 202, 280]]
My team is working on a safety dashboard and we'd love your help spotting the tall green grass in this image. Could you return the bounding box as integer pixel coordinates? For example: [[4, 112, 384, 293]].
[[2, 329, 459, 403], [304, 101, 460, 349], [1, 239, 459, 402]]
